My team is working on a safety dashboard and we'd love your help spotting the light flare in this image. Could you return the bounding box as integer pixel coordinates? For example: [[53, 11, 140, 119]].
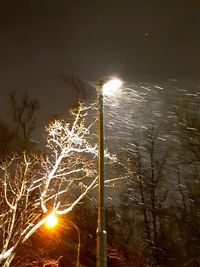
[[45, 213, 58, 229], [103, 78, 123, 96]]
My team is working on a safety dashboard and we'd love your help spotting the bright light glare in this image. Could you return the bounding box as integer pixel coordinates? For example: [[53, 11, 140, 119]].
[[103, 78, 123, 96], [45, 213, 58, 229]]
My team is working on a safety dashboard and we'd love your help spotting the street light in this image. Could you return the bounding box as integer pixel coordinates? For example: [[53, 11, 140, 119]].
[[96, 77, 123, 267], [45, 212, 58, 229], [45, 213, 80, 267]]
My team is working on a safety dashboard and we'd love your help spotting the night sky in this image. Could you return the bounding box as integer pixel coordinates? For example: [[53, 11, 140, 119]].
[[1, 2, 200, 265], [0, 0, 200, 127]]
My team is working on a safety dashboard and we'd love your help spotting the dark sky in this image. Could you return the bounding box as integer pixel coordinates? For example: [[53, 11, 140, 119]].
[[0, 0, 200, 123]]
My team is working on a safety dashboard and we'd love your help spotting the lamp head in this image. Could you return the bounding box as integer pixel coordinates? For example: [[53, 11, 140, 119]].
[[97, 77, 123, 96], [102, 78, 123, 96], [45, 212, 58, 229]]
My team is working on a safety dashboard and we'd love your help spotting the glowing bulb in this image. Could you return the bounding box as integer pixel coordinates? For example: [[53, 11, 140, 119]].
[[103, 78, 123, 96], [45, 213, 58, 229]]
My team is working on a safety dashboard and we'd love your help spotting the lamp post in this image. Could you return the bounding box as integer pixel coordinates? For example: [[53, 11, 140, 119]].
[[96, 79, 106, 267], [45, 213, 80, 267], [68, 220, 81, 267], [96, 78, 123, 267]]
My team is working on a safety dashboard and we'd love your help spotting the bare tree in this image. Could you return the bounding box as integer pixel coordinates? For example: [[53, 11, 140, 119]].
[[0, 104, 122, 267], [10, 91, 39, 143], [62, 75, 87, 104]]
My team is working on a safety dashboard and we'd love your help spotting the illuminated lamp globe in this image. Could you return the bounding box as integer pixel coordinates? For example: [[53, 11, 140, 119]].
[[45, 213, 58, 229], [102, 78, 123, 96]]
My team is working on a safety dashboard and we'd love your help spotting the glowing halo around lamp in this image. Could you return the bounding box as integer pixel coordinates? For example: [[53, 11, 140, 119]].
[[45, 213, 58, 229], [102, 78, 123, 96]]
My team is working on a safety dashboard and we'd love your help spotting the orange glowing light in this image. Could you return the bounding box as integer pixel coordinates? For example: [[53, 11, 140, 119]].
[[45, 213, 58, 229]]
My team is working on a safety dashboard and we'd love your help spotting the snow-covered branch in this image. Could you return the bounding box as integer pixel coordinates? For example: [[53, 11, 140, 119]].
[[0, 104, 128, 266]]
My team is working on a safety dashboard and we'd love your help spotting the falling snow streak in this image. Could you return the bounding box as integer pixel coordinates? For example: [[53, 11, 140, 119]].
[[101, 79, 200, 150]]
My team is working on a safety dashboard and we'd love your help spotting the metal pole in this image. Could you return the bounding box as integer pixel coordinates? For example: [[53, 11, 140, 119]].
[[73, 223, 80, 267], [96, 80, 107, 267], [68, 220, 80, 267]]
